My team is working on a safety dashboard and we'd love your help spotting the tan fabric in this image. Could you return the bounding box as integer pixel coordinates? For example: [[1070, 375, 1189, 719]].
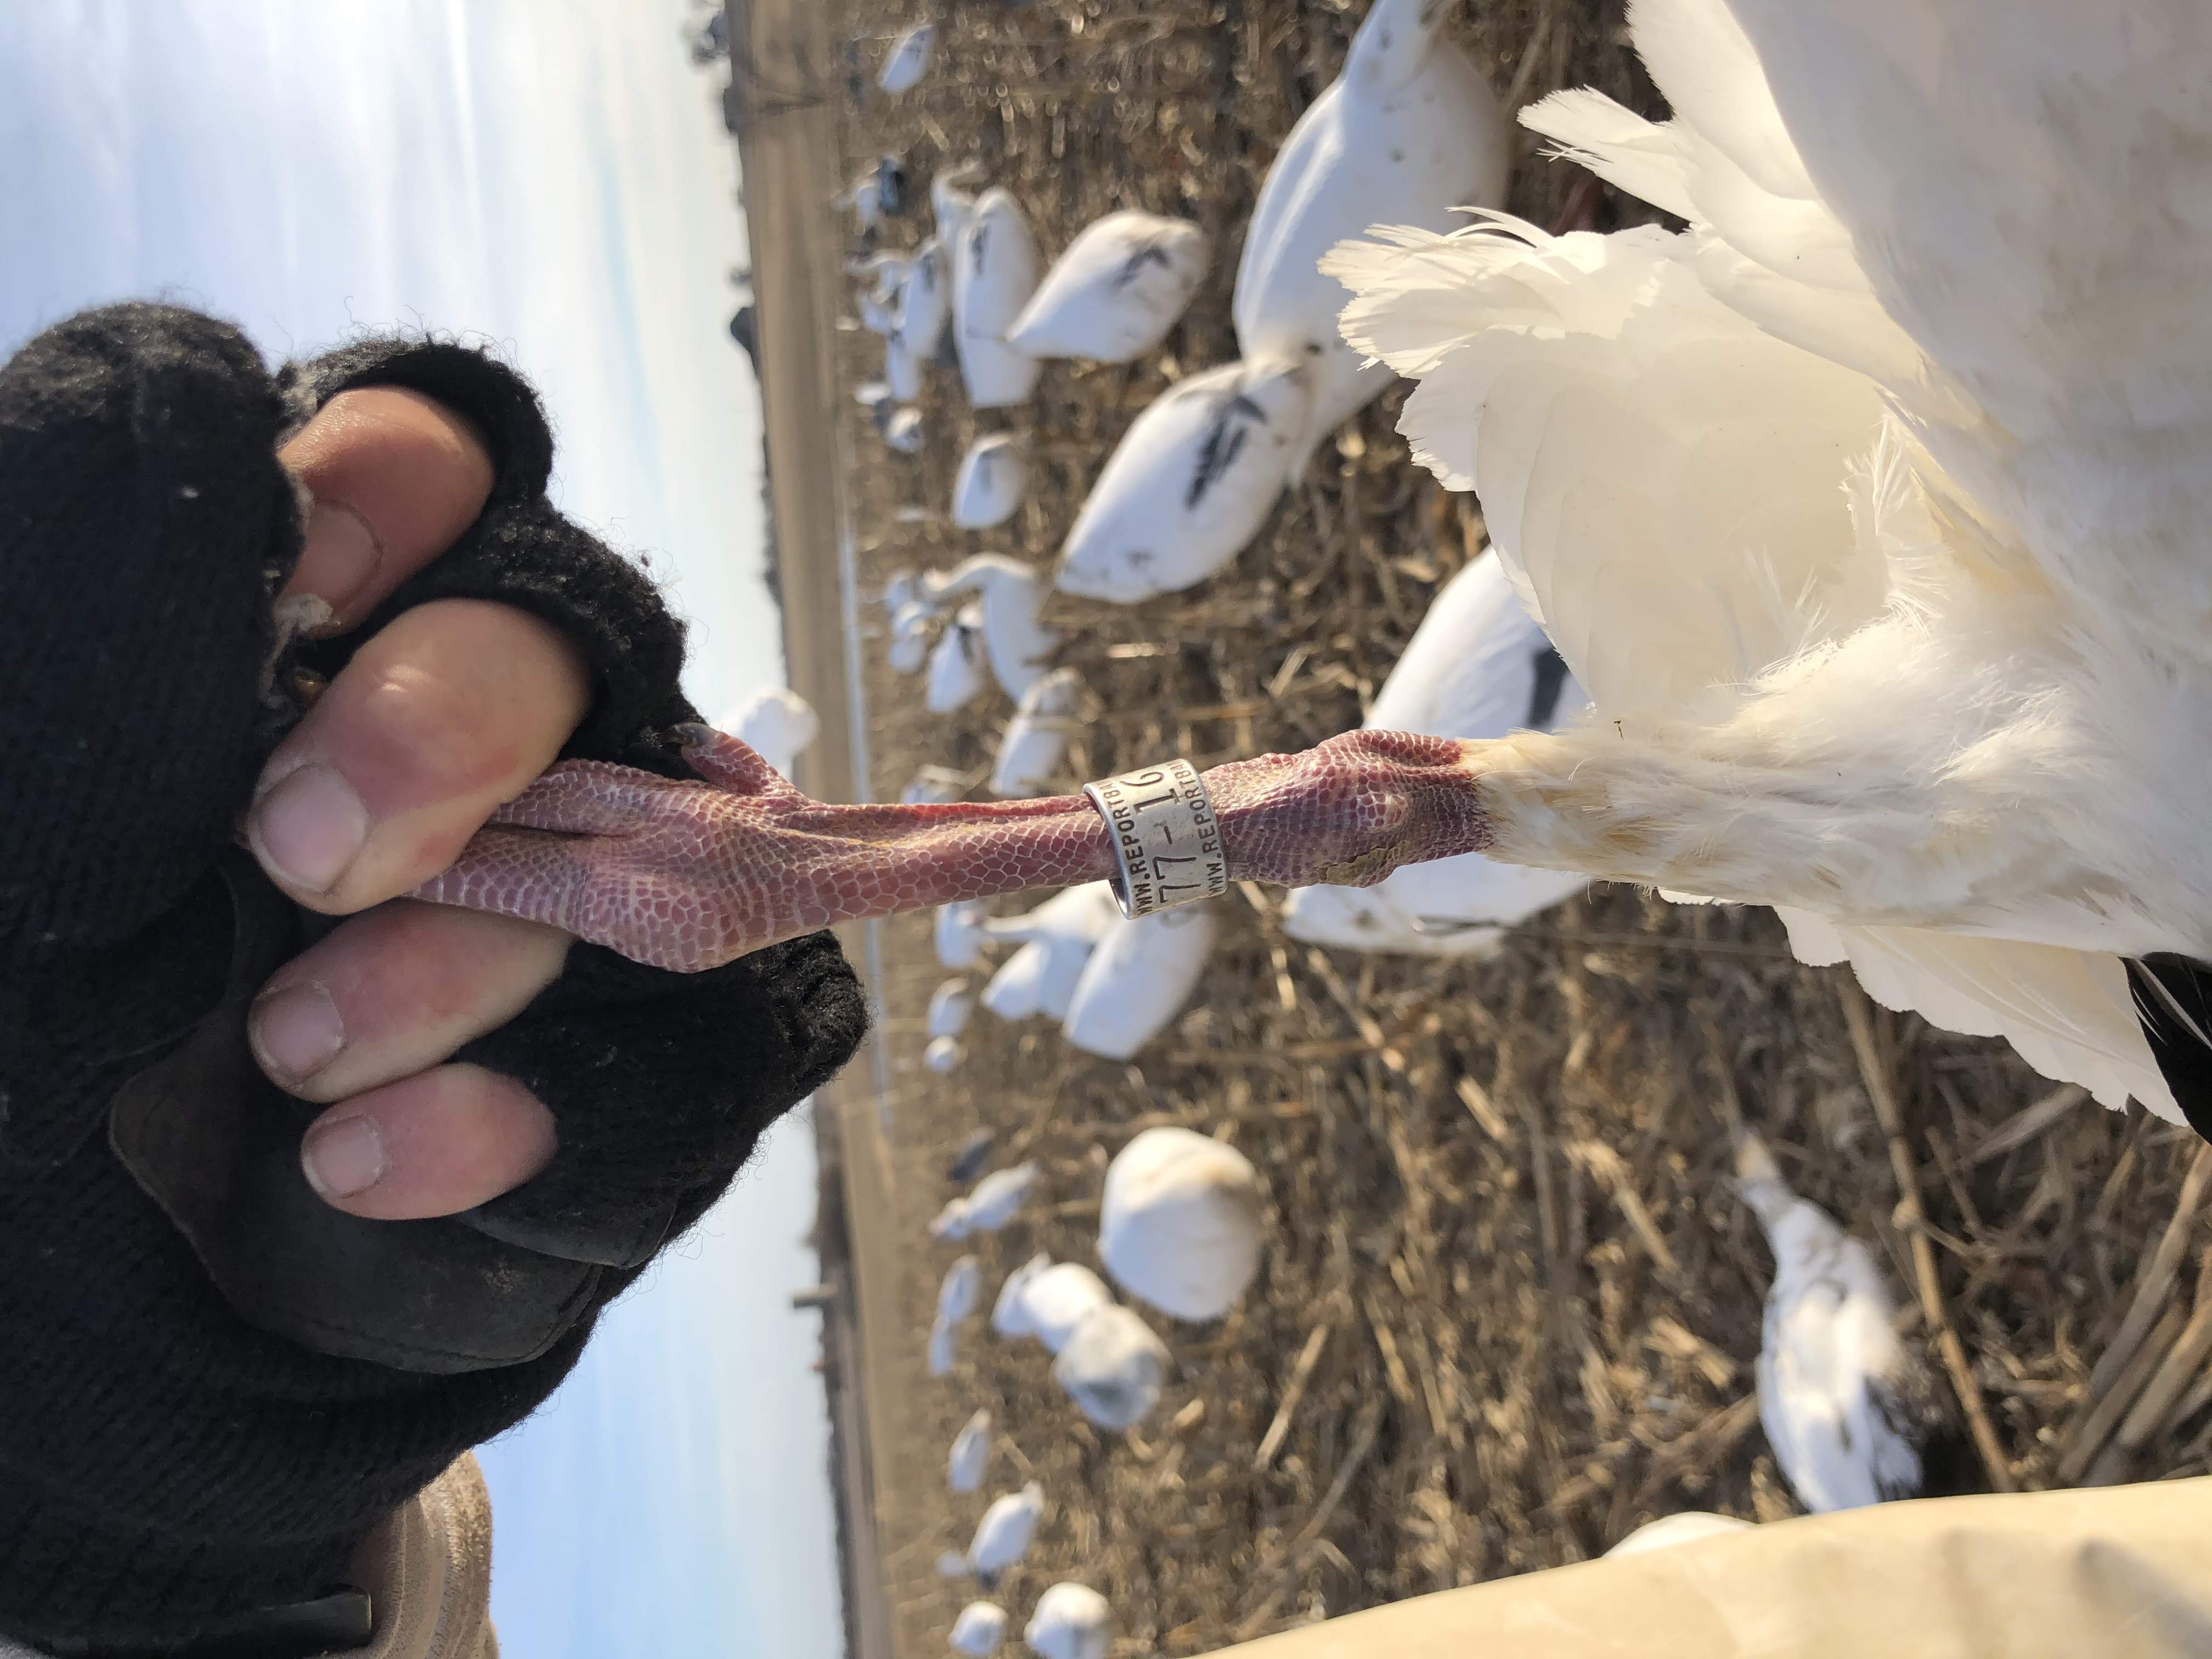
[[336, 1453, 498, 1659], [1214, 1479, 2212, 1659]]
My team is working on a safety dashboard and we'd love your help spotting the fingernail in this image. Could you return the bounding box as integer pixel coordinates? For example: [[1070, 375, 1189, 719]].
[[250, 982, 344, 1085], [251, 764, 369, 894], [302, 1115, 387, 1200], [297, 500, 382, 625]]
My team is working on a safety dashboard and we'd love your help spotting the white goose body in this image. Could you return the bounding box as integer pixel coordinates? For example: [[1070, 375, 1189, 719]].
[[931, 1162, 1042, 1241], [1322, 0, 2212, 1119], [1054, 358, 1312, 603], [1062, 904, 1218, 1060], [1737, 1135, 1943, 1513], [1233, 0, 1508, 478], [955, 188, 1044, 409], [716, 686, 820, 778], [896, 235, 951, 361], [878, 21, 935, 94], [953, 433, 1030, 530], [978, 883, 1122, 1023], [948, 1409, 992, 1493], [1052, 1304, 1170, 1431], [1024, 1584, 1112, 1659], [1097, 1126, 1264, 1322], [918, 554, 1061, 703], [950, 1601, 1007, 1657], [1008, 210, 1210, 364], [926, 602, 989, 714], [1283, 550, 1590, 955], [990, 668, 1082, 798], [966, 1482, 1045, 1581]]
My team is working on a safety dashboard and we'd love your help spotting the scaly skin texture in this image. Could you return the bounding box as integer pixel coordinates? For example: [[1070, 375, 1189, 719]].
[[414, 725, 1494, 972]]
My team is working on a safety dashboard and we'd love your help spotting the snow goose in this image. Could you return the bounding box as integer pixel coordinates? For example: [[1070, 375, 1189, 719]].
[[1606, 1513, 1753, 1558], [938, 1255, 984, 1327], [997, 1258, 1116, 1355], [1320, 0, 2212, 1123], [1062, 904, 1219, 1060], [716, 686, 821, 780], [1053, 358, 1312, 603], [965, 1483, 1046, 1585], [1052, 1305, 1170, 1431], [954, 188, 1045, 408], [927, 602, 990, 714], [917, 554, 1060, 702], [1738, 1133, 1948, 1512], [951, 1601, 1008, 1657], [989, 668, 1082, 797], [1282, 550, 1590, 956], [877, 21, 936, 94], [1097, 1126, 1263, 1321], [949, 1409, 993, 1493], [953, 433, 1030, 530], [1007, 211, 1210, 364], [1233, 0, 1507, 478], [1024, 1584, 1111, 1659], [978, 883, 1122, 1023], [931, 1162, 1042, 1241]]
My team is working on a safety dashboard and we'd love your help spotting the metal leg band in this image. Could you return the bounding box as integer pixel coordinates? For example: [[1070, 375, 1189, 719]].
[[1081, 759, 1228, 919]]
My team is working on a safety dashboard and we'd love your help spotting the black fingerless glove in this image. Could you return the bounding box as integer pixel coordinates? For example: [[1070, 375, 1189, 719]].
[[0, 303, 866, 1652]]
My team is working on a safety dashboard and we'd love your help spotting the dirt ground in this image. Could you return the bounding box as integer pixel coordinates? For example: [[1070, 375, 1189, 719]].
[[787, 2, 2212, 1653]]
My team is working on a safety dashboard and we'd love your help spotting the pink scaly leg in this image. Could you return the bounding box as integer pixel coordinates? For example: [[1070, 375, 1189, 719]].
[[414, 725, 1494, 973]]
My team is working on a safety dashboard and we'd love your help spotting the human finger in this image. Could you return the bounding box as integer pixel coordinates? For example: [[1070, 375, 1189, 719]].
[[298, 1063, 559, 1220], [278, 386, 496, 634], [246, 596, 590, 912], [249, 899, 571, 1104]]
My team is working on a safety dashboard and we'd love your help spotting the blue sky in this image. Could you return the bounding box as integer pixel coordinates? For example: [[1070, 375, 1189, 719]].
[[1, 4, 842, 1655]]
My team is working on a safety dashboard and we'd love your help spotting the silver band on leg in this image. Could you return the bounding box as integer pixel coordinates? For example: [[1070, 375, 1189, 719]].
[[1082, 759, 1228, 919]]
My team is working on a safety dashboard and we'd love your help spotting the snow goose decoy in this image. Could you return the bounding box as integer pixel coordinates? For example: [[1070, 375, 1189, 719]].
[[965, 1482, 1046, 1585], [927, 1318, 958, 1377], [931, 1161, 1042, 1241], [1605, 1513, 1753, 1558], [936, 901, 989, 969], [1007, 211, 1210, 364], [989, 668, 1082, 798], [1053, 358, 1312, 603], [1737, 1132, 1947, 1513], [991, 1252, 1052, 1340], [929, 978, 978, 1041], [887, 600, 937, 674], [924, 1035, 966, 1074], [951, 1601, 1008, 1657], [877, 21, 936, 94], [882, 406, 926, 454], [716, 686, 821, 780], [1233, 0, 1506, 478], [1062, 904, 1218, 1060], [926, 602, 990, 714], [994, 1256, 1115, 1355], [885, 336, 926, 404], [949, 1409, 993, 1493], [938, 1255, 984, 1327], [1282, 549, 1590, 956], [1097, 1126, 1263, 1322], [1319, 0, 2212, 1122], [978, 883, 1122, 1023], [916, 554, 1060, 702], [932, 161, 986, 249], [953, 188, 1044, 408], [952, 433, 1030, 530], [1023, 1583, 1111, 1659], [896, 235, 952, 361], [902, 764, 968, 805], [1052, 1305, 1169, 1431]]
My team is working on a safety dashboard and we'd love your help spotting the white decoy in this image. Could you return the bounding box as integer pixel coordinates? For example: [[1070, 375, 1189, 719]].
[[1012, 1262, 1115, 1356], [953, 188, 1044, 409], [1605, 1513, 1754, 1558], [938, 1255, 983, 1326], [716, 686, 821, 778], [904, 765, 968, 805], [877, 20, 936, 94], [932, 1162, 1042, 1241], [887, 600, 937, 674], [1321, 0, 2212, 1120], [938, 1551, 971, 1581], [1007, 211, 1210, 364], [950, 1601, 1008, 1658], [849, 251, 908, 306], [933, 161, 986, 248], [840, 170, 887, 233], [916, 555, 1060, 702], [1233, 0, 1506, 479], [979, 883, 1122, 1023], [883, 407, 926, 454], [991, 1252, 1051, 1340], [927, 1317, 957, 1376], [1097, 1126, 1263, 1322], [927, 602, 990, 714], [885, 336, 926, 403], [949, 1409, 993, 1493], [936, 901, 989, 969], [924, 1035, 966, 1074], [859, 290, 899, 338], [1024, 1583, 1111, 1659], [1737, 1133, 1946, 1513], [952, 433, 1030, 530], [854, 379, 894, 413], [896, 235, 952, 360], [1053, 358, 1312, 603], [1052, 1305, 1170, 1431], [1283, 550, 1591, 956], [1062, 904, 1218, 1060], [967, 1483, 1046, 1583], [990, 668, 1082, 798], [928, 978, 978, 1040]]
